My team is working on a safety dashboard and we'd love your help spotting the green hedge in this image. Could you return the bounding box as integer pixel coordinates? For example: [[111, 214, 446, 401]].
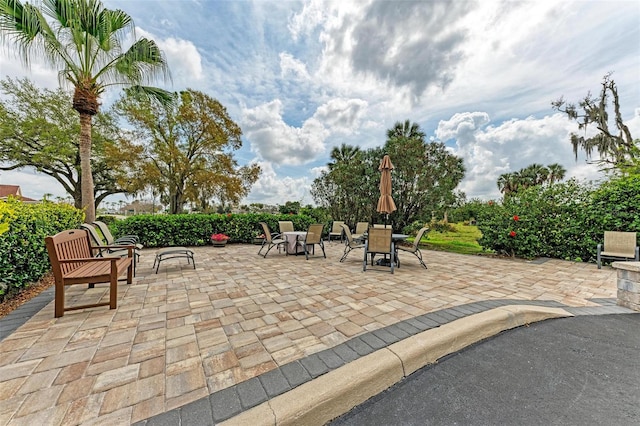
[[112, 213, 318, 247], [475, 176, 640, 262], [0, 200, 84, 301]]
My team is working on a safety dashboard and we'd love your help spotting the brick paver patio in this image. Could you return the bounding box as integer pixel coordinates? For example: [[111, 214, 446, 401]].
[[0, 242, 621, 425]]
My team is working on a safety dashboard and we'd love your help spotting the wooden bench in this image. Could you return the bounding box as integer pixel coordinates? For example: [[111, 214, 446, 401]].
[[45, 229, 134, 318]]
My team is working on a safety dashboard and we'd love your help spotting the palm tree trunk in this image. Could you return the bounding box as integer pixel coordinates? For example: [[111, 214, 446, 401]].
[[79, 113, 96, 223]]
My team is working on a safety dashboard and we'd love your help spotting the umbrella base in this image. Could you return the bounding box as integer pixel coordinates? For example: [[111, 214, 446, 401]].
[[375, 257, 392, 267]]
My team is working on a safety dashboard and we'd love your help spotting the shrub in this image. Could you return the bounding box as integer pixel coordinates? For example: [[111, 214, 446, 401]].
[[428, 219, 456, 233], [96, 215, 117, 226], [113, 212, 317, 247], [474, 178, 634, 261], [402, 220, 429, 236], [0, 200, 83, 301], [449, 198, 487, 223]]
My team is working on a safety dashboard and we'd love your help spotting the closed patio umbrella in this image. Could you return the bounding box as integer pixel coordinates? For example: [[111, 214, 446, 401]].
[[376, 154, 396, 226]]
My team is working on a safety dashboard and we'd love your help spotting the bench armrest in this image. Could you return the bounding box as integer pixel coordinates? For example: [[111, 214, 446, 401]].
[[89, 245, 134, 257], [58, 257, 122, 263], [90, 244, 134, 250]]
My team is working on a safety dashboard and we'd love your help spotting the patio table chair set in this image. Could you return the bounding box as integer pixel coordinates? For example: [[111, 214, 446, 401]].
[[258, 222, 326, 260]]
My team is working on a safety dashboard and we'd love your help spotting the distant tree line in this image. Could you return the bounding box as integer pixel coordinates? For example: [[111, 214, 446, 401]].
[[497, 163, 566, 196], [312, 120, 465, 231]]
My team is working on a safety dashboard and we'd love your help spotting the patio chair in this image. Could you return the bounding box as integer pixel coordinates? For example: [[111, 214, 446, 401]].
[[92, 220, 143, 250], [352, 222, 369, 241], [328, 221, 345, 243], [397, 227, 429, 269], [339, 224, 365, 262], [597, 231, 639, 269], [80, 223, 139, 276], [363, 227, 394, 274], [258, 222, 286, 258], [373, 224, 392, 229], [302, 223, 326, 260], [278, 220, 295, 234]]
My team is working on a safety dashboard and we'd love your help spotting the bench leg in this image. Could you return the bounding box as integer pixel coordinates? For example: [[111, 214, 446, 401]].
[[55, 281, 65, 318], [127, 262, 133, 284], [110, 272, 118, 310]]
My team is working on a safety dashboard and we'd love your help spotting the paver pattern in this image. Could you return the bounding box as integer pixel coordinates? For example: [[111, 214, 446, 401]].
[[0, 242, 618, 425]]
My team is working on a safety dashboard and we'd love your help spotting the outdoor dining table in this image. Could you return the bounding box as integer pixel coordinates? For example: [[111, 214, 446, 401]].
[[282, 231, 307, 255]]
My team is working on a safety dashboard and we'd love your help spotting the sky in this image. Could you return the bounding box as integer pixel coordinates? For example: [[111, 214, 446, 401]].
[[1, 0, 639, 207]]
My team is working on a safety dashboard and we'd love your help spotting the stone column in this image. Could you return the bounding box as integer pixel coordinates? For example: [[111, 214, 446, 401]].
[[612, 261, 640, 311]]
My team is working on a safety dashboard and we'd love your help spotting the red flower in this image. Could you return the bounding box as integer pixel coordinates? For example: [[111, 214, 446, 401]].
[[227, 213, 232, 218], [211, 233, 230, 242], [513, 215, 519, 221], [488, 201, 494, 206], [509, 231, 516, 237]]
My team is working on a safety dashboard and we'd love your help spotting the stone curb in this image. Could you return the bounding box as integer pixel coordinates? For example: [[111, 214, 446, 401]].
[[220, 305, 573, 426]]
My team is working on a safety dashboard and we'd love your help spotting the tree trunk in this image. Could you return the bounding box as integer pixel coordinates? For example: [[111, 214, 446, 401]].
[[79, 113, 95, 222]]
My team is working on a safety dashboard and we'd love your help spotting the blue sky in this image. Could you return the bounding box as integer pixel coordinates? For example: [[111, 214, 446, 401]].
[[1, 0, 639, 206]]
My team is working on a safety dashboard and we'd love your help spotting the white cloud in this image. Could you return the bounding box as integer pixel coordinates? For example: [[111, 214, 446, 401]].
[[136, 28, 203, 88], [0, 50, 61, 90], [313, 98, 368, 134], [287, 0, 330, 41], [0, 169, 68, 201], [279, 52, 310, 80], [244, 161, 313, 205], [242, 100, 327, 165], [242, 97, 369, 165], [438, 112, 605, 200]]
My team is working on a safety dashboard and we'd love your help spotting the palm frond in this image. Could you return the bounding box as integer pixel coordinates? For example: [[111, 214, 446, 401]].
[[124, 85, 176, 108], [0, 0, 47, 64], [112, 38, 171, 84]]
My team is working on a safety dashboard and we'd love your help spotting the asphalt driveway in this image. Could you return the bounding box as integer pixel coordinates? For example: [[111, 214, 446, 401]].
[[330, 314, 640, 426]]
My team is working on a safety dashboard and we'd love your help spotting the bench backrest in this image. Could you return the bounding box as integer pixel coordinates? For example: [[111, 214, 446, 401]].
[[604, 231, 637, 255], [45, 229, 93, 280]]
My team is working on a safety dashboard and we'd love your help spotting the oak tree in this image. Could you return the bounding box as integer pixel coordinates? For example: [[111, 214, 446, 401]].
[[115, 89, 260, 214]]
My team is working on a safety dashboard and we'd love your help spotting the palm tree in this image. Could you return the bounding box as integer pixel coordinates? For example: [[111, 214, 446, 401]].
[[386, 119, 426, 140], [546, 163, 566, 184], [521, 163, 549, 187], [328, 143, 361, 170], [497, 172, 518, 195], [0, 0, 172, 222]]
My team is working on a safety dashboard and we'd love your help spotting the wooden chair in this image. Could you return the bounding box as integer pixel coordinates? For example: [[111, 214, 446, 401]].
[[397, 227, 429, 269], [597, 231, 639, 269], [302, 223, 326, 260], [258, 222, 286, 258], [363, 227, 394, 273], [45, 229, 133, 317], [328, 221, 345, 243], [339, 224, 364, 262]]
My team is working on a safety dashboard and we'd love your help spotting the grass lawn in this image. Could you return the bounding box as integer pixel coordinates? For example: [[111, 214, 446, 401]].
[[411, 222, 490, 256]]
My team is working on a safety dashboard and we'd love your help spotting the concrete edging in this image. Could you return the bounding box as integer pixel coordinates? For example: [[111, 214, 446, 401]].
[[220, 305, 573, 426]]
